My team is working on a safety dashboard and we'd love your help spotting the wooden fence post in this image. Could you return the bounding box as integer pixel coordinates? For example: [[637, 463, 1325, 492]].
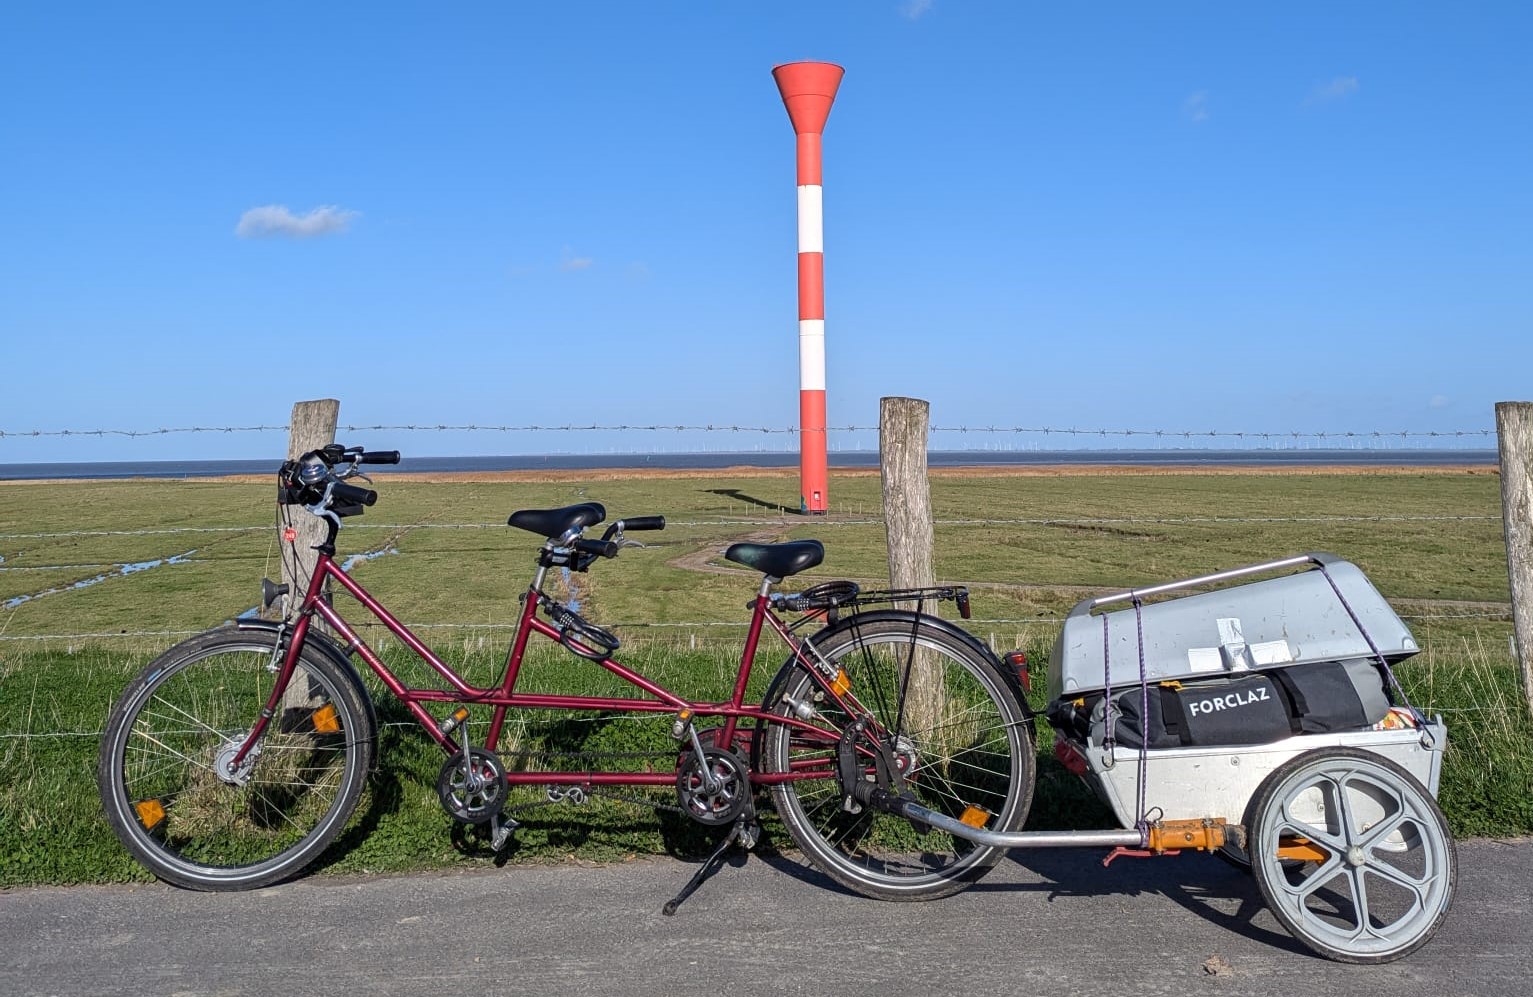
[[1494, 402, 1533, 721], [879, 396, 942, 732], [274, 399, 340, 622]]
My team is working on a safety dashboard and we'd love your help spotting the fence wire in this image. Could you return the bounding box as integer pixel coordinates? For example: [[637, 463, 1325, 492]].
[[0, 422, 1497, 441], [2, 602, 1514, 646]]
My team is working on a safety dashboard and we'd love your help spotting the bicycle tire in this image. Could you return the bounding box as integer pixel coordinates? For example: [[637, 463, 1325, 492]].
[[98, 629, 375, 890], [1247, 746, 1456, 963], [759, 612, 1034, 900]]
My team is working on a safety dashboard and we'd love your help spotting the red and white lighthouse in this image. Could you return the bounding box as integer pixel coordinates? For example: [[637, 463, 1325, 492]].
[[772, 61, 843, 515]]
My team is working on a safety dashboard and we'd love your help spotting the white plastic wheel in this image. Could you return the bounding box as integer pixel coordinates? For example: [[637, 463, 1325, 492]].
[[1247, 746, 1455, 963]]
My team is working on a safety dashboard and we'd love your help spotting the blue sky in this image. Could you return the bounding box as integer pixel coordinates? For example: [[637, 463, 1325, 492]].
[[2, 2, 1528, 462]]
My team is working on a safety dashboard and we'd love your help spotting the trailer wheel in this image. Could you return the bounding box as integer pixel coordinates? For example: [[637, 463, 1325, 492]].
[[1248, 746, 1455, 963]]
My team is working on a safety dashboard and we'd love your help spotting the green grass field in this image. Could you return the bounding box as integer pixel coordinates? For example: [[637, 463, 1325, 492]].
[[2, 466, 1528, 887]]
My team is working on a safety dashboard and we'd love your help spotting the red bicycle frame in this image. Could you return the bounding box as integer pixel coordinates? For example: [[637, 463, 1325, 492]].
[[233, 546, 864, 789]]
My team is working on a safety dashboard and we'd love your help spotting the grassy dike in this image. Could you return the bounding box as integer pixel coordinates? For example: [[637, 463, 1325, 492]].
[[2, 465, 1528, 886]]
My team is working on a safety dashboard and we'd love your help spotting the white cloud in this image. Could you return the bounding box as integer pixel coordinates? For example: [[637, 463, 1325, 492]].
[[1183, 91, 1210, 123], [900, 0, 934, 19], [1308, 76, 1360, 104], [236, 204, 358, 239], [559, 246, 594, 271], [1429, 394, 1451, 409]]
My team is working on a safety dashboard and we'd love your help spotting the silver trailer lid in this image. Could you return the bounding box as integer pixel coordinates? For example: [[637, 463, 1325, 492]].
[[1047, 553, 1418, 700]]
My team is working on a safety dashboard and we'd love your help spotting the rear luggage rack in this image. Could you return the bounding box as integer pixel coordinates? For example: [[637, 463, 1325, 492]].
[[851, 586, 971, 619], [775, 582, 972, 628]]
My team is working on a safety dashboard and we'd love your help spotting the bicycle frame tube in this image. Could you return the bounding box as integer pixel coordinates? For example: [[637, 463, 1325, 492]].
[[237, 548, 852, 787]]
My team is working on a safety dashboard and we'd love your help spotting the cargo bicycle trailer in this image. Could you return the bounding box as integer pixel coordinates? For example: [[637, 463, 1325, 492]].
[[848, 552, 1453, 964]]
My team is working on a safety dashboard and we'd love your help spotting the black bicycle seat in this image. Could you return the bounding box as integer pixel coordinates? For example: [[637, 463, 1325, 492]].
[[508, 503, 607, 539], [724, 540, 824, 578]]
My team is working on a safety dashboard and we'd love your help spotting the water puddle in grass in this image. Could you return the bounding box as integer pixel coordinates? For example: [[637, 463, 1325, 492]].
[[341, 546, 399, 572], [3, 550, 197, 609], [221, 547, 400, 622]]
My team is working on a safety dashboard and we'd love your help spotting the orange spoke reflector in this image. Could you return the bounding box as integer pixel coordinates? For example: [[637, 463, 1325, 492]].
[[1276, 836, 1329, 862], [831, 669, 850, 697], [959, 805, 991, 829], [134, 799, 166, 830], [312, 704, 341, 733]]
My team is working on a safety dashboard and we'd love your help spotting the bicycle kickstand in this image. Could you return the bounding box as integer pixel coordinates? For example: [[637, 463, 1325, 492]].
[[661, 818, 759, 916]]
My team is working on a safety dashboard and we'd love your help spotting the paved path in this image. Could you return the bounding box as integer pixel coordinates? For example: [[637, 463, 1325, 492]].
[[3, 840, 1528, 996]]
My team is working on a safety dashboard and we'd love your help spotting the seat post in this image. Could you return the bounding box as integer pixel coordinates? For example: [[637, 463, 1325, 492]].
[[758, 575, 780, 599]]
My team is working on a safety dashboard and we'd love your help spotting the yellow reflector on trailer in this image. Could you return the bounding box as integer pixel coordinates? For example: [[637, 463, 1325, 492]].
[[312, 704, 340, 733], [959, 805, 991, 829], [831, 669, 850, 697], [135, 799, 166, 831]]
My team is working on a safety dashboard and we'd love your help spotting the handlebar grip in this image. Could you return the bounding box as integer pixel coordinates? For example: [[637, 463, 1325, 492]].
[[573, 538, 619, 559], [620, 516, 665, 531], [358, 450, 401, 465], [332, 481, 378, 507]]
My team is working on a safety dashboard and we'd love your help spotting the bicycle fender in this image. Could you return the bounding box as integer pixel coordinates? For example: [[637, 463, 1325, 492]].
[[235, 619, 380, 762]]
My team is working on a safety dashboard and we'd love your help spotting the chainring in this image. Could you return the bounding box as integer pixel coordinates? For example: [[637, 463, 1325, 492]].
[[437, 747, 508, 825], [675, 747, 750, 826]]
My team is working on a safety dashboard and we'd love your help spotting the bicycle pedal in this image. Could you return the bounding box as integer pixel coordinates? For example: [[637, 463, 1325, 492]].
[[670, 708, 694, 741], [488, 813, 520, 852]]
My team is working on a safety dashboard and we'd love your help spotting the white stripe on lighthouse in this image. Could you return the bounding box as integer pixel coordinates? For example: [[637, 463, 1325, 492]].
[[798, 319, 826, 390], [796, 185, 823, 254]]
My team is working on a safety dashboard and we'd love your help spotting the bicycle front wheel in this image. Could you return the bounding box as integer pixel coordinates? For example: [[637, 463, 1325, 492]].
[[760, 613, 1034, 900], [98, 629, 374, 890]]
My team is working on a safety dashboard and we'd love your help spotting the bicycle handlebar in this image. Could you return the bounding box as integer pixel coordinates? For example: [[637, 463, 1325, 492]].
[[619, 516, 665, 532], [573, 538, 619, 559], [331, 481, 378, 507], [280, 444, 398, 511]]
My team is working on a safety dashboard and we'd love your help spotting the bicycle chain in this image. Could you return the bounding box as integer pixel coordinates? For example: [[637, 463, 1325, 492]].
[[497, 749, 689, 817]]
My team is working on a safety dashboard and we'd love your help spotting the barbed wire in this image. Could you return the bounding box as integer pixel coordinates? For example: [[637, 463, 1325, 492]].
[[0, 423, 1498, 441], [0, 514, 1503, 544]]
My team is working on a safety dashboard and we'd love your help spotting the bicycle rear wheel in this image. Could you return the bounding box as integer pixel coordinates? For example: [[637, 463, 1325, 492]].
[[759, 613, 1034, 900], [98, 629, 374, 890]]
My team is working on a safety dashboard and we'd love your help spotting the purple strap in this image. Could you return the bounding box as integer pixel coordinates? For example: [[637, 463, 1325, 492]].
[[1317, 562, 1432, 741], [1101, 614, 1115, 756]]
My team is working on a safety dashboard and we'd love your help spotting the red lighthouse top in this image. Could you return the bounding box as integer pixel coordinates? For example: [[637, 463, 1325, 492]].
[[772, 62, 844, 135]]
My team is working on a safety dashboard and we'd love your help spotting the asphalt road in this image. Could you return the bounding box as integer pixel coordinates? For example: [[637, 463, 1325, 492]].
[[3, 839, 1528, 997]]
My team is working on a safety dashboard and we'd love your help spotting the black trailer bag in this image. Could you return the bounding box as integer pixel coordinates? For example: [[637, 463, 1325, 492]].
[[1064, 658, 1395, 751], [1267, 658, 1391, 733], [1089, 673, 1294, 749]]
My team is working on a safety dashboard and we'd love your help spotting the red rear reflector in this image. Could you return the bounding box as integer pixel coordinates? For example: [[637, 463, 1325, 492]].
[[1003, 651, 1030, 692], [1054, 738, 1089, 777]]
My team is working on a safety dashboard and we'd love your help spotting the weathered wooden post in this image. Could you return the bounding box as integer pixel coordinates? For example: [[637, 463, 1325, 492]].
[[1494, 401, 1533, 720], [275, 398, 340, 622], [880, 396, 942, 733]]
